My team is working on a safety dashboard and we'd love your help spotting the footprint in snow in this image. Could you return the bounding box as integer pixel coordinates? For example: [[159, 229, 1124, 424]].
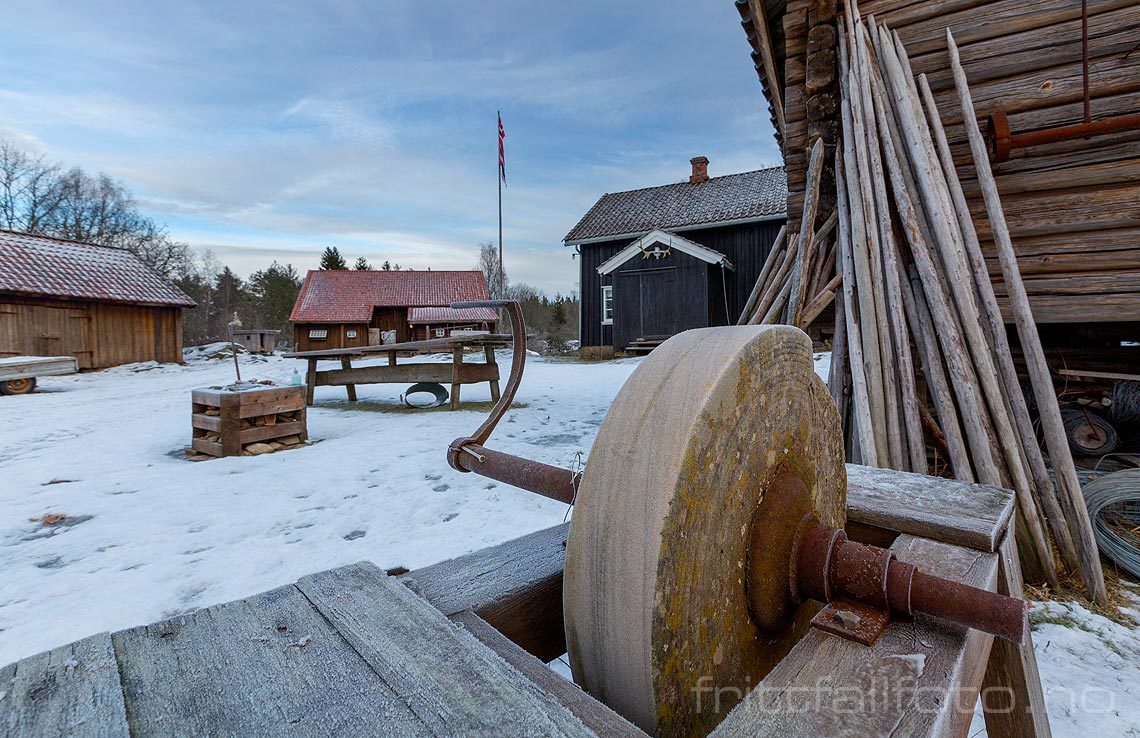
[[442, 513, 459, 522], [424, 473, 442, 481], [35, 556, 66, 570], [343, 530, 366, 541], [432, 484, 449, 492]]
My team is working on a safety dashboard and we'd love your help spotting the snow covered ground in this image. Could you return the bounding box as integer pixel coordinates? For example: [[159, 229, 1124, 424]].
[[0, 347, 1136, 736]]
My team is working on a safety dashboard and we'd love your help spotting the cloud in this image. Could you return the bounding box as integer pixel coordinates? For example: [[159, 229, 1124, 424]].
[[0, 0, 778, 295]]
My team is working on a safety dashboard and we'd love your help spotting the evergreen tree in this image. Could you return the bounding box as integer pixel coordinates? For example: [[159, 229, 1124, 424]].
[[381, 260, 391, 271], [319, 246, 348, 270], [210, 267, 252, 337], [353, 256, 372, 270], [248, 262, 302, 333]]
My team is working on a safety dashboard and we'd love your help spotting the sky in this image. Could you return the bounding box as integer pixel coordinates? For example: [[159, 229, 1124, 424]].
[[1, 0, 780, 295]]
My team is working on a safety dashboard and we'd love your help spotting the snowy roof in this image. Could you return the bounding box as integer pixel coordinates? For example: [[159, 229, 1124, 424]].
[[563, 166, 787, 244], [407, 306, 498, 324], [0, 230, 195, 307], [290, 270, 490, 323]]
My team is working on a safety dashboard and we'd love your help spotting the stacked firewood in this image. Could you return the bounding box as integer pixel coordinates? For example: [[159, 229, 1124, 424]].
[[776, 0, 1107, 602]]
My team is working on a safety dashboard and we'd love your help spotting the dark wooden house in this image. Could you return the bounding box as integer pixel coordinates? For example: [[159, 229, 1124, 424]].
[[566, 158, 786, 356], [735, 0, 1140, 344], [289, 270, 497, 352], [0, 230, 195, 368]]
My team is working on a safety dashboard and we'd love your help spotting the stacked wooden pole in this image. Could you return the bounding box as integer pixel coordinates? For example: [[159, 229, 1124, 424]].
[[819, 0, 1107, 601], [737, 143, 844, 329]]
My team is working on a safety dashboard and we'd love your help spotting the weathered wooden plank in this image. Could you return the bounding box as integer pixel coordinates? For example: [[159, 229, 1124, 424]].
[[846, 464, 1014, 553], [992, 273, 1140, 298], [284, 334, 511, 359], [930, 52, 1140, 126], [709, 535, 999, 738], [982, 529, 1053, 738], [886, 0, 1135, 58], [0, 633, 129, 738], [191, 414, 222, 432], [970, 182, 1140, 240], [450, 610, 647, 738], [113, 584, 423, 736], [994, 292, 1140, 323], [237, 420, 306, 444], [915, 6, 1140, 91], [315, 362, 498, 387], [0, 355, 78, 381], [402, 522, 568, 660], [295, 563, 592, 737]]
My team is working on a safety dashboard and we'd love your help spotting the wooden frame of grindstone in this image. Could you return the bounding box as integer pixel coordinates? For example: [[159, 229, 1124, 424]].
[[0, 464, 1051, 737]]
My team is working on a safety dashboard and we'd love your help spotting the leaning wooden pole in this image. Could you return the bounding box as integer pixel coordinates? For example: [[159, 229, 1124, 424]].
[[947, 29, 1106, 605], [843, 37, 904, 469], [838, 17, 889, 466], [852, 22, 925, 473], [835, 152, 878, 466], [787, 139, 825, 325], [916, 72, 1080, 574], [875, 28, 1054, 582]]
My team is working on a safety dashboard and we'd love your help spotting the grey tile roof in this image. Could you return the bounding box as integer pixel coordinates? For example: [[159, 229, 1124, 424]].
[[564, 166, 786, 244]]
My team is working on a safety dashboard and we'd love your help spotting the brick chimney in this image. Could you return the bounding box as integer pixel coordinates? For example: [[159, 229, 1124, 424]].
[[689, 156, 710, 184]]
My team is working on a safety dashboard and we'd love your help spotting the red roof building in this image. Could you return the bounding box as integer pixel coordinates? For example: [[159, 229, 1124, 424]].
[[290, 269, 497, 350], [0, 230, 195, 368]]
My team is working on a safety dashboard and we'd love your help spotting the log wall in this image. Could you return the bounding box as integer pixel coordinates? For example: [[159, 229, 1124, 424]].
[[777, 0, 1140, 325]]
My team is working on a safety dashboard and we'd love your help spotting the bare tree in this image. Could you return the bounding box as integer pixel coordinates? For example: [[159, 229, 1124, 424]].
[[0, 137, 190, 277], [477, 241, 507, 298], [0, 139, 63, 233]]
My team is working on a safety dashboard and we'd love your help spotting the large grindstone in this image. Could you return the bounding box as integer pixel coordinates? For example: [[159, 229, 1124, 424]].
[[564, 326, 845, 738]]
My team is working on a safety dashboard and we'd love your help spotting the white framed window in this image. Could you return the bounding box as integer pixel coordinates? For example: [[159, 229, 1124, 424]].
[[308, 328, 328, 339], [346, 329, 358, 339], [601, 285, 613, 325], [434, 328, 447, 337]]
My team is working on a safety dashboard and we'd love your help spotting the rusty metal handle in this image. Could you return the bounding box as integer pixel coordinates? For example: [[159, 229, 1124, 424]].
[[446, 301, 580, 502], [448, 300, 525, 448]]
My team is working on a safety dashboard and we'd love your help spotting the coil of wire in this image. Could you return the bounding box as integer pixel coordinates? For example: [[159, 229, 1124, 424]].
[[1082, 468, 1140, 578]]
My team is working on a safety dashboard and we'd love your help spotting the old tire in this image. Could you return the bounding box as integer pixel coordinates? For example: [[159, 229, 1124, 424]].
[[0, 377, 36, 395], [564, 325, 845, 738]]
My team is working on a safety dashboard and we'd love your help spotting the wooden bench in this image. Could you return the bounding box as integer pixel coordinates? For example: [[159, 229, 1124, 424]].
[[0, 465, 1049, 737], [284, 335, 510, 410]]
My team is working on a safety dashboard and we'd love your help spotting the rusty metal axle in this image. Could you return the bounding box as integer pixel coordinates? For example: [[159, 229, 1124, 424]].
[[794, 521, 1027, 645]]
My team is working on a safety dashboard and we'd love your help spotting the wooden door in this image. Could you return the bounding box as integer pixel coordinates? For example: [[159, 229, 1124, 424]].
[[0, 302, 93, 368], [614, 267, 680, 347]]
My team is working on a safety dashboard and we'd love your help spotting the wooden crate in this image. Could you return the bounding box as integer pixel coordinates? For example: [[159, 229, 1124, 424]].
[[191, 384, 307, 457]]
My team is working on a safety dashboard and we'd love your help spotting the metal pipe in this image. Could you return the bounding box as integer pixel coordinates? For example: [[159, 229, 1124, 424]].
[[795, 522, 1027, 644], [447, 442, 577, 504], [988, 110, 1140, 162]]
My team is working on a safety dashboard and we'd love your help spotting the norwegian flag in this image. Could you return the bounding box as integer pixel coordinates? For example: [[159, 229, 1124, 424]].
[[498, 112, 506, 184]]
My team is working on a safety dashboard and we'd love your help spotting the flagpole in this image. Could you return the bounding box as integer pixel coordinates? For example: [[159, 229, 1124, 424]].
[[497, 110, 504, 298]]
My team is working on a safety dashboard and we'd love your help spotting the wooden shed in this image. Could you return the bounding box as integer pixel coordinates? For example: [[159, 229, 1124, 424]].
[[0, 230, 195, 369], [289, 270, 497, 352], [736, 0, 1140, 343]]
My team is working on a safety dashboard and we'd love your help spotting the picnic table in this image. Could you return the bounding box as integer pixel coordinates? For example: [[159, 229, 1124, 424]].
[[284, 334, 511, 409]]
